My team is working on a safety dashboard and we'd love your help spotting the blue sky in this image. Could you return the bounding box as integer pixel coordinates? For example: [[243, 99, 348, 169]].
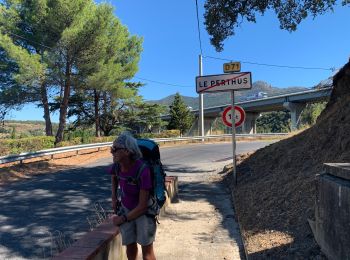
[[10, 1, 350, 122]]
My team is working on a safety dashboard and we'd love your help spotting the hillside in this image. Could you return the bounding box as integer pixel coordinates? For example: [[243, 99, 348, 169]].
[[0, 121, 60, 139], [229, 60, 350, 258], [147, 81, 308, 108]]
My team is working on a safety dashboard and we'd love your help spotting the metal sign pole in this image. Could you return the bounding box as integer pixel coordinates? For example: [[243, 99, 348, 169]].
[[231, 90, 237, 185], [198, 54, 204, 140]]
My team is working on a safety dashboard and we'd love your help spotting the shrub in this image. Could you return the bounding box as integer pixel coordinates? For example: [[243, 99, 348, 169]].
[[91, 136, 115, 143], [137, 133, 155, 139], [0, 136, 55, 156], [0, 130, 181, 157], [155, 130, 180, 138]]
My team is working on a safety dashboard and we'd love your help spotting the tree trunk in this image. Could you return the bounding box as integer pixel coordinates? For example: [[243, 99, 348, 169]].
[[102, 91, 108, 134], [40, 82, 53, 136], [55, 60, 71, 145], [94, 89, 101, 137]]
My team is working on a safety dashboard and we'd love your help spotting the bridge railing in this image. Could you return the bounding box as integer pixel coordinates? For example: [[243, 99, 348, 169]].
[[0, 133, 287, 166]]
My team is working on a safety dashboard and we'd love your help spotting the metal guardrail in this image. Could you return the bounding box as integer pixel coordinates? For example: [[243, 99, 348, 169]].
[[0, 133, 288, 165], [153, 133, 287, 142], [0, 142, 113, 165]]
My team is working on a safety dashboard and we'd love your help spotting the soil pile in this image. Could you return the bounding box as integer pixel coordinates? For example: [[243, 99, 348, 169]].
[[230, 60, 350, 259]]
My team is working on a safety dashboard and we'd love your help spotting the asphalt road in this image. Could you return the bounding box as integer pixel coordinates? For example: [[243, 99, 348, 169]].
[[0, 140, 274, 259]]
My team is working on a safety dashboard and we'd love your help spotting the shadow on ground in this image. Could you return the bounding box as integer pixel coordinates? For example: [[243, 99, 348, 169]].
[[0, 164, 112, 259], [1, 161, 242, 259], [163, 163, 216, 174]]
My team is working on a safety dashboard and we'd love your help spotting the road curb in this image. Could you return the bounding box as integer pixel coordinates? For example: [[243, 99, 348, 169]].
[[230, 187, 249, 260], [221, 166, 249, 260]]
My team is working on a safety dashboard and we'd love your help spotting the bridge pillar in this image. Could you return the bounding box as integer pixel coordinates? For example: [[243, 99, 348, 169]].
[[283, 102, 306, 131], [204, 117, 217, 135], [187, 117, 199, 136], [186, 116, 217, 136], [242, 112, 260, 134]]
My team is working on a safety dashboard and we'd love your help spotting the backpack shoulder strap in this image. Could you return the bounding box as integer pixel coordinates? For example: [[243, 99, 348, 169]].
[[114, 161, 147, 183], [112, 163, 120, 176], [134, 161, 148, 182]]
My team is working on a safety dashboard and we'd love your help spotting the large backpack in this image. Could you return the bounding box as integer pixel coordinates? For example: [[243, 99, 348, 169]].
[[113, 138, 167, 217]]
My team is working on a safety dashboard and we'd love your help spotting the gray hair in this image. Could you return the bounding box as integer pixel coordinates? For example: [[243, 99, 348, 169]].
[[113, 131, 142, 160]]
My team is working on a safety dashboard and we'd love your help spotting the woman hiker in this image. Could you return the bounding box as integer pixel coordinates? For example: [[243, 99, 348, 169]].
[[110, 132, 157, 260]]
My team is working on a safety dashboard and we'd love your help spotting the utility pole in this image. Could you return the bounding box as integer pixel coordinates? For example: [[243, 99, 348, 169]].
[[199, 54, 204, 138]]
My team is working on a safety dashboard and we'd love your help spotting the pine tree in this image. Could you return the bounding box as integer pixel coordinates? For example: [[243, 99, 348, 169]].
[[167, 93, 193, 136], [204, 0, 350, 51]]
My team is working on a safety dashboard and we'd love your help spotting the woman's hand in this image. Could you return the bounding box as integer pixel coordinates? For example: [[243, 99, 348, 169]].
[[112, 215, 125, 226]]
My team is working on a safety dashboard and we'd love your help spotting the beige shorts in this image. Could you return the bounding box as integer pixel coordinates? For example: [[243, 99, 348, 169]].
[[118, 206, 157, 246]]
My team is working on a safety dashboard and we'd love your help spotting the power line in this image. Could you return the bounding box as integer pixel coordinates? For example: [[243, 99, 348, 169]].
[[5, 31, 54, 50], [134, 76, 192, 88], [204, 55, 335, 71], [195, 0, 203, 55]]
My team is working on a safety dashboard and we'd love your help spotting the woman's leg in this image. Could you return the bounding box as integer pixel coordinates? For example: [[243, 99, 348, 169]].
[[141, 243, 156, 260], [126, 242, 138, 260]]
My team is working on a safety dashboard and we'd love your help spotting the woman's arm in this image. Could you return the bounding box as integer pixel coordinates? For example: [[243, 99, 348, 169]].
[[111, 175, 117, 213], [112, 189, 149, 226]]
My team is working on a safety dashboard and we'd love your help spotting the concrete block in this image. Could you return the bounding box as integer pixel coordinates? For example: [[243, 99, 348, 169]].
[[312, 164, 350, 260]]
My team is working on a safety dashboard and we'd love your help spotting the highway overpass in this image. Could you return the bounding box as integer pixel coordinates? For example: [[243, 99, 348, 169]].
[[161, 87, 332, 134]]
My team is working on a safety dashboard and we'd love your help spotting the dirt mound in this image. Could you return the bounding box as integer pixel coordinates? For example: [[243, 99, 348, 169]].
[[231, 60, 350, 259]]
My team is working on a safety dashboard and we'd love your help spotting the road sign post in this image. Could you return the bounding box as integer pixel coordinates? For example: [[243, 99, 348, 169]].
[[195, 69, 252, 186], [222, 104, 246, 185], [231, 91, 237, 185]]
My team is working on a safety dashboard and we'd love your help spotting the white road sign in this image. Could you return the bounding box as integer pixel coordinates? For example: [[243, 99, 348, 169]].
[[222, 105, 246, 128], [196, 72, 252, 93]]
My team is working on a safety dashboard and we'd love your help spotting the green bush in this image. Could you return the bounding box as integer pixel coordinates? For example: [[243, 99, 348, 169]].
[[155, 130, 180, 138], [0, 129, 181, 157], [63, 128, 95, 144], [0, 136, 55, 156], [134, 130, 180, 139], [91, 136, 115, 143], [55, 137, 82, 147], [137, 133, 155, 139]]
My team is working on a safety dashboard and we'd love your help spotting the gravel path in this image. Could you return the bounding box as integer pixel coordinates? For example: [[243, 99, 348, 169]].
[[153, 164, 244, 260]]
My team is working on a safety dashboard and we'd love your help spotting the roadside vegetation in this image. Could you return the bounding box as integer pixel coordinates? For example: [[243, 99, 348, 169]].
[[167, 93, 194, 136], [0, 123, 180, 156], [0, 0, 167, 145], [255, 101, 327, 133], [0, 99, 325, 156]]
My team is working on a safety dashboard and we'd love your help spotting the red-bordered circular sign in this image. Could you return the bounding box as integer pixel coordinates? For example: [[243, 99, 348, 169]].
[[222, 106, 246, 127]]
